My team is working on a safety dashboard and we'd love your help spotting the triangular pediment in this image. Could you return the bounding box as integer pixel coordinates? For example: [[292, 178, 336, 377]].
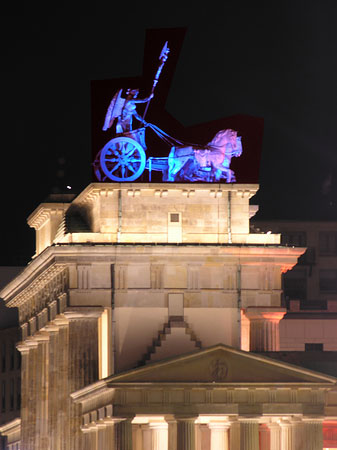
[[107, 344, 336, 386]]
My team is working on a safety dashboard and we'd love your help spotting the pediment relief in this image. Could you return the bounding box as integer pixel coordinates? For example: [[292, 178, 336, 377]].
[[107, 345, 336, 386]]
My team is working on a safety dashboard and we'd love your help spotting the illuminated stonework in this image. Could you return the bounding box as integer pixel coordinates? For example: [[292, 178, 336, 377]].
[[1, 182, 336, 449]]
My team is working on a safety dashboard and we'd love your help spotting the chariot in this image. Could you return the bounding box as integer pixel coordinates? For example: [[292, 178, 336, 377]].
[[94, 41, 242, 183], [94, 124, 243, 183]]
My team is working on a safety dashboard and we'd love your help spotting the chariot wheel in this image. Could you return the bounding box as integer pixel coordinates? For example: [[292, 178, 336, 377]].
[[99, 137, 146, 182]]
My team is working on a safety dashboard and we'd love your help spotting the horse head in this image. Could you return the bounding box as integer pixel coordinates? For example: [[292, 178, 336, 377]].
[[232, 136, 242, 157], [209, 129, 238, 150]]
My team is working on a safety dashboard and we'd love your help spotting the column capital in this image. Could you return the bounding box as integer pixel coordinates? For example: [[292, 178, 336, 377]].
[[53, 314, 69, 326], [175, 416, 198, 422], [149, 421, 168, 430], [238, 417, 261, 423], [302, 417, 324, 424], [64, 307, 104, 319], [24, 336, 39, 348], [245, 307, 286, 322], [208, 421, 231, 430], [33, 331, 50, 342], [42, 323, 60, 333], [16, 341, 31, 353]]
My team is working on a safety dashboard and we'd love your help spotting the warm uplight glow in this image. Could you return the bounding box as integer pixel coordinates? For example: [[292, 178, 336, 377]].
[[99, 309, 109, 379]]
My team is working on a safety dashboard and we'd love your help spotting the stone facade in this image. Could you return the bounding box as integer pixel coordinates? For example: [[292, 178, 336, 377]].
[[1, 182, 336, 449]]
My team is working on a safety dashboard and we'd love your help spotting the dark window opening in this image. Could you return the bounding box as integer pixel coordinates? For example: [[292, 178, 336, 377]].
[[1, 342, 6, 372], [319, 231, 337, 255], [281, 231, 307, 247], [305, 343, 323, 351], [17, 378, 21, 410], [170, 213, 180, 223], [10, 342, 15, 370], [10, 379, 14, 410], [283, 268, 307, 301], [2, 381, 6, 412], [319, 269, 337, 292]]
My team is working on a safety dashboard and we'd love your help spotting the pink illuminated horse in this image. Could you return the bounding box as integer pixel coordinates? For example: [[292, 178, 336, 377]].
[[167, 129, 242, 182]]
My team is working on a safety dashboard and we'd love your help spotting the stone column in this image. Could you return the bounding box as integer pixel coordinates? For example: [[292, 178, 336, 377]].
[[176, 417, 196, 450], [81, 427, 92, 450], [104, 419, 115, 450], [302, 420, 323, 450], [115, 419, 133, 450], [240, 420, 260, 450], [229, 421, 240, 449], [259, 424, 270, 450], [208, 421, 230, 450], [166, 418, 177, 450], [292, 419, 305, 449], [53, 315, 70, 450], [132, 424, 142, 450], [150, 422, 168, 450], [196, 424, 210, 450], [279, 420, 295, 450], [26, 337, 39, 450], [142, 424, 152, 450], [34, 331, 50, 450], [43, 322, 61, 450], [245, 307, 286, 351], [16, 342, 30, 450], [268, 422, 280, 450], [64, 307, 103, 392], [87, 425, 98, 450], [97, 420, 108, 450]]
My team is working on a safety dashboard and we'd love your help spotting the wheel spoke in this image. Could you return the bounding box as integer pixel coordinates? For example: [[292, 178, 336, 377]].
[[121, 165, 126, 178], [125, 146, 136, 157], [109, 162, 121, 173], [103, 157, 119, 163], [108, 147, 120, 157], [126, 163, 136, 173]]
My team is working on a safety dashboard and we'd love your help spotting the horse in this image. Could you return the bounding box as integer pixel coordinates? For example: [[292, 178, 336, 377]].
[[166, 129, 242, 182]]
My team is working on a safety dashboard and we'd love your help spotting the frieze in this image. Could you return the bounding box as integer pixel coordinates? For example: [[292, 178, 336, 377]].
[[7, 265, 69, 328]]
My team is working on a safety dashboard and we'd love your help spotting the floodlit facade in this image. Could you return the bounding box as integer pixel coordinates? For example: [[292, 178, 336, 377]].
[[1, 183, 337, 449]]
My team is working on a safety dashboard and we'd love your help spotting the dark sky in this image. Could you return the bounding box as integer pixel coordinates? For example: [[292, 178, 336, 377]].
[[1, 4, 337, 265]]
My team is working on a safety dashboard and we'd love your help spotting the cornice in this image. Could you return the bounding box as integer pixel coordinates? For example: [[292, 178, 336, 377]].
[[73, 182, 260, 205], [27, 203, 70, 229], [5, 263, 67, 309], [0, 418, 21, 434], [0, 243, 305, 304]]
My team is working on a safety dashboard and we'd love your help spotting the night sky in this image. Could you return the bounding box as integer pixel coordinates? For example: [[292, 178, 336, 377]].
[[1, 4, 337, 266]]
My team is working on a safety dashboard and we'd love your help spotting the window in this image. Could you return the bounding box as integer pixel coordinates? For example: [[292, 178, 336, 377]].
[[281, 231, 306, 247], [10, 379, 14, 410], [169, 213, 180, 223], [319, 232, 337, 255], [2, 381, 5, 412], [1, 342, 6, 372], [305, 343, 323, 351], [10, 342, 15, 370], [319, 269, 337, 292], [16, 378, 21, 410], [283, 268, 307, 300]]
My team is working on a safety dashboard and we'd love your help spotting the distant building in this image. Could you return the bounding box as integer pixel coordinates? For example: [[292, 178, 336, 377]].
[[0, 327, 21, 425], [254, 220, 337, 352]]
